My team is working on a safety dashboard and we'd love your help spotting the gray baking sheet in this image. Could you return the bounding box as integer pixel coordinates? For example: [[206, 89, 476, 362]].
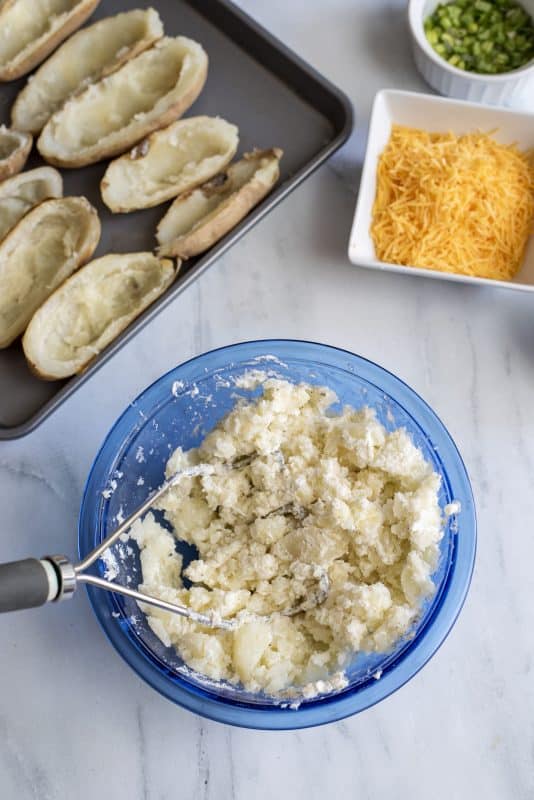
[[0, 0, 352, 437]]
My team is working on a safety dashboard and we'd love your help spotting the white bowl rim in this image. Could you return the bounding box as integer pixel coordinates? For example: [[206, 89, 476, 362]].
[[408, 0, 534, 82]]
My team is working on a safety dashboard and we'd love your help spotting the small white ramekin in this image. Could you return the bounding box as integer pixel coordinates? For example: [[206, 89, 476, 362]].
[[408, 0, 534, 106]]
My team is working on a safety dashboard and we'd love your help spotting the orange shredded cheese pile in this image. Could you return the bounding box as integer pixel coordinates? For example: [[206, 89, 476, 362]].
[[371, 125, 534, 281]]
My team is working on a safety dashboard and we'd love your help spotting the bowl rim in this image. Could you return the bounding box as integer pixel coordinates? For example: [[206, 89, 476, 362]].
[[408, 0, 534, 82], [78, 338, 477, 730]]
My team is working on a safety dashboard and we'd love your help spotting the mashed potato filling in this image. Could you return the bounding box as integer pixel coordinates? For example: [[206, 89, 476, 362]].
[[130, 379, 445, 696]]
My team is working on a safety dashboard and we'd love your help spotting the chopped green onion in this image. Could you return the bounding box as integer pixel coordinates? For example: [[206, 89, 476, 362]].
[[424, 0, 534, 73]]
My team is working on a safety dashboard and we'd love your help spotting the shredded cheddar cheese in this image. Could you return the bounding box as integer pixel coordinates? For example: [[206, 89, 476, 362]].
[[371, 125, 534, 281]]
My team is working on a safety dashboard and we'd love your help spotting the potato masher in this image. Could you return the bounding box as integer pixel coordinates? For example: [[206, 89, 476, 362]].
[[0, 464, 329, 629]]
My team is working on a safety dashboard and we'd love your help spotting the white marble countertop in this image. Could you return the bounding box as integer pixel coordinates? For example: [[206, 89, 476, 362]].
[[2, 1, 534, 798]]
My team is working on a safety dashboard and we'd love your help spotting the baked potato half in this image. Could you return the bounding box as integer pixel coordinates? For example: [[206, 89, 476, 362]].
[[38, 36, 208, 168], [101, 116, 239, 212], [12, 8, 164, 135], [157, 149, 283, 259], [23, 252, 177, 379], [0, 0, 101, 82], [0, 196, 100, 348], [0, 126, 32, 181], [0, 166, 63, 242]]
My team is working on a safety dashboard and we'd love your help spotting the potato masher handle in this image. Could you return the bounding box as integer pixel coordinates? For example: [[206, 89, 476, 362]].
[[0, 555, 76, 613], [0, 554, 234, 628], [0, 468, 217, 616]]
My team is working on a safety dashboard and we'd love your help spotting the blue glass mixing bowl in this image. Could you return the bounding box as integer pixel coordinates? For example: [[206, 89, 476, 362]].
[[79, 340, 476, 730]]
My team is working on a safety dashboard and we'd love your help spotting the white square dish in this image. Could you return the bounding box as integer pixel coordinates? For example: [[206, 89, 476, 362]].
[[348, 89, 534, 292]]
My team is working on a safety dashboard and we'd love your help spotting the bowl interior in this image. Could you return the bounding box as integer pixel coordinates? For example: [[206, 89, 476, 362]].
[[410, 0, 534, 79], [79, 342, 467, 713], [348, 89, 534, 292]]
